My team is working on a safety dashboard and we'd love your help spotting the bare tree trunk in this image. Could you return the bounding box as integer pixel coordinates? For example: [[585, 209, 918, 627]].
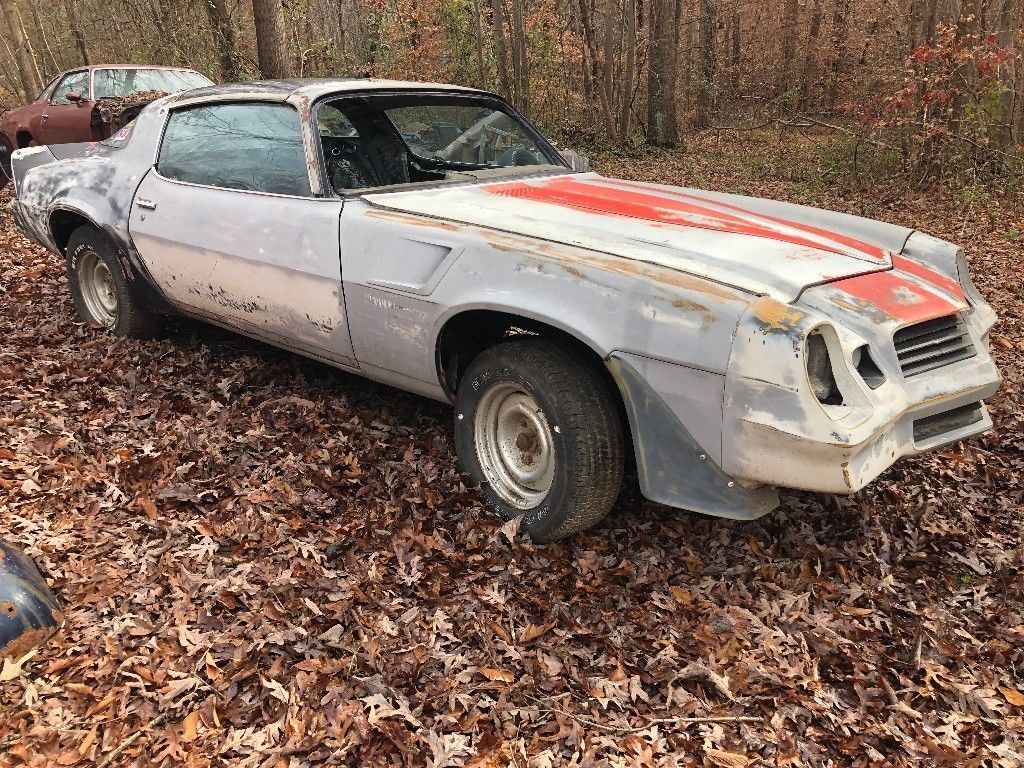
[[618, 0, 636, 138], [799, 0, 823, 109], [826, 0, 850, 110], [489, 0, 513, 98], [472, 0, 486, 86], [647, 0, 678, 145], [338, 0, 365, 68], [601, 0, 617, 136], [577, 0, 616, 135], [14, 1, 42, 87], [996, 0, 1015, 146], [0, 0, 42, 97], [207, 0, 240, 80], [0, 33, 26, 99], [780, 0, 799, 101], [252, 0, 292, 78], [924, 0, 940, 41], [63, 0, 89, 65], [683, 0, 695, 116], [695, 0, 717, 127], [510, 0, 529, 113], [729, 7, 741, 94], [27, 4, 56, 76]]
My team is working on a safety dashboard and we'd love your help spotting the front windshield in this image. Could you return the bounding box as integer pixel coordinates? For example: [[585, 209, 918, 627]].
[[385, 103, 549, 168], [92, 68, 212, 99], [317, 94, 563, 193]]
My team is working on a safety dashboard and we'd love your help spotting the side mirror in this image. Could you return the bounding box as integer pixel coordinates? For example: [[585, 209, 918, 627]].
[[66, 91, 83, 104], [560, 148, 590, 172]]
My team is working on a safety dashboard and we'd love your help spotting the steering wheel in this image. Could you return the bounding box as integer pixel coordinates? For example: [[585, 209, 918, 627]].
[[498, 147, 538, 166]]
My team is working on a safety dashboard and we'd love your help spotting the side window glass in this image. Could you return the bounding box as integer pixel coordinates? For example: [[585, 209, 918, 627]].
[[36, 76, 59, 102], [157, 102, 312, 197], [317, 105, 359, 138], [51, 72, 88, 105]]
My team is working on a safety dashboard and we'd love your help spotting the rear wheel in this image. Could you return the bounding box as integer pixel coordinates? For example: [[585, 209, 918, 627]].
[[454, 338, 625, 542], [66, 226, 161, 338]]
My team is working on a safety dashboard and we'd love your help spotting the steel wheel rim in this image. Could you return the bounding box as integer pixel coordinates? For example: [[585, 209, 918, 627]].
[[473, 382, 555, 509], [77, 250, 118, 326]]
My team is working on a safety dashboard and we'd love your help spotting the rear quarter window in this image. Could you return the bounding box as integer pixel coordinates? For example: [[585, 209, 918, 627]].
[[157, 102, 312, 197]]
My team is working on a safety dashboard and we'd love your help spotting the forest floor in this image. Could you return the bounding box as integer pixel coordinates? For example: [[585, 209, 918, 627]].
[[1, 129, 1022, 767]]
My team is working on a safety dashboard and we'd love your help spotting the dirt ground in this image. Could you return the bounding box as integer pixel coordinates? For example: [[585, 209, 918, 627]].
[[1, 131, 1022, 767]]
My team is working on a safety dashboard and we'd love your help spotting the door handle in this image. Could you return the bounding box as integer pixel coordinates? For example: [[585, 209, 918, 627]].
[[40, 114, 48, 120], [135, 198, 157, 210]]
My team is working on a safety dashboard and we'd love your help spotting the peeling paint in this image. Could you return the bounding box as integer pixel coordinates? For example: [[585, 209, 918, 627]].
[[751, 298, 806, 334]]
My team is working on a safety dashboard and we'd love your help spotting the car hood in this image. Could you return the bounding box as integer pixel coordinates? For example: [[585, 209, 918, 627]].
[[364, 172, 916, 301]]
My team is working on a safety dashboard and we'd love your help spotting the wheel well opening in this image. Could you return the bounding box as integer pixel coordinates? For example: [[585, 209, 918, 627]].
[[15, 131, 33, 149], [49, 210, 95, 254], [437, 311, 594, 397], [436, 309, 636, 473]]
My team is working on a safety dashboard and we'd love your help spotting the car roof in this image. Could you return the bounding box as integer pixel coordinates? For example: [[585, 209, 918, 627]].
[[66, 64, 203, 73], [168, 78, 487, 107]]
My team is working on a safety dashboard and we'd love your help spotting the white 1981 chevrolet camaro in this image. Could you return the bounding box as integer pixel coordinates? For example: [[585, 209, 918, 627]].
[[9, 78, 1001, 541]]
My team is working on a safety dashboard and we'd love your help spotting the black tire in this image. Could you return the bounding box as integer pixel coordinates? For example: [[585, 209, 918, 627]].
[[66, 225, 162, 339], [454, 338, 625, 542]]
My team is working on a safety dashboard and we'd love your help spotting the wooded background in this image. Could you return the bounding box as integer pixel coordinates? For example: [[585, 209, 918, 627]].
[[0, 0, 1020, 175]]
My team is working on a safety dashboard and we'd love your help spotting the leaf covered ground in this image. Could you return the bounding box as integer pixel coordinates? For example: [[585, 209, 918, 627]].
[[1, 131, 1022, 767]]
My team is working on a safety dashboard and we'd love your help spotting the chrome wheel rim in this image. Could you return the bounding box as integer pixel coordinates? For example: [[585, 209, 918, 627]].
[[473, 383, 555, 509], [77, 250, 118, 326]]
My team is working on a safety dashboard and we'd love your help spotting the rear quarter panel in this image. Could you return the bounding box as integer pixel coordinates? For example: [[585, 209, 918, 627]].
[[12, 98, 168, 248]]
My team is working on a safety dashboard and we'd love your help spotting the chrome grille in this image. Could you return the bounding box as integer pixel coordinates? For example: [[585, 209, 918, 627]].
[[893, 314, 976, 377]]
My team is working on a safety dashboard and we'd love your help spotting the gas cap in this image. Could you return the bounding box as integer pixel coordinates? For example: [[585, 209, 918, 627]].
[[0, 540, 62, 661]]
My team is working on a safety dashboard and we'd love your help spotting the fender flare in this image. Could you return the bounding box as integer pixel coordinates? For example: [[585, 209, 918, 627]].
[[48, 204, 177, 317]]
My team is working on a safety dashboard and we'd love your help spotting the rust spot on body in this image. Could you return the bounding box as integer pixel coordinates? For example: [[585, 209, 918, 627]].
[[670, 297, 717, 329], [830, 295, 891, 325], [751, 298, 806, 334], [365, 209, 467, 233], [560, 264, 586, 279], [480, 229, 746, 303]]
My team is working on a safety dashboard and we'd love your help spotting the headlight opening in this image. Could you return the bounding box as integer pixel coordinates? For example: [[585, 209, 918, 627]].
[[805, 330, 844, 405], [853, 344, 885, 389]]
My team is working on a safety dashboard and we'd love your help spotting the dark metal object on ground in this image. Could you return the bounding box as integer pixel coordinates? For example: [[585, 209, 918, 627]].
[[0, 540, 62, 660]]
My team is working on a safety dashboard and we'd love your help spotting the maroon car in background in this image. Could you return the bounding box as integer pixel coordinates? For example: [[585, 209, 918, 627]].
[[0, 64, 212, 185]]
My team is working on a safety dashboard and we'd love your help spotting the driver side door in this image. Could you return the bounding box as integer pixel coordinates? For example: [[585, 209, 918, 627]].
[[128, 100, 357, 368], [35, 70, 91, 144]]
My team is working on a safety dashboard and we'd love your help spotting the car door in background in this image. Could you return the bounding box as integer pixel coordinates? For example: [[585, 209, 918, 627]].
[[128, 100, 357, 368], [35, 70, 91, 145]]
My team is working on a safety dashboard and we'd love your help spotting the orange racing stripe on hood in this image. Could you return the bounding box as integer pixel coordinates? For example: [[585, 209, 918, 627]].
[[484, 177, 885, 260], [592, 178, 889, 261], [891, 254, 966, 300], [828, 270, 963, 324]]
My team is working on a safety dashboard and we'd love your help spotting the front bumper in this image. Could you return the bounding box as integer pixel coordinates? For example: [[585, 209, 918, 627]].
[[726, 355, 999, 493], [723, 294, 1001, 494]]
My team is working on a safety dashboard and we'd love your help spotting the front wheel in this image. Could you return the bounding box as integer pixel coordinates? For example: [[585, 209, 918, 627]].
[[454, 338, 625, 542], [66, 226, 161, 338]]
